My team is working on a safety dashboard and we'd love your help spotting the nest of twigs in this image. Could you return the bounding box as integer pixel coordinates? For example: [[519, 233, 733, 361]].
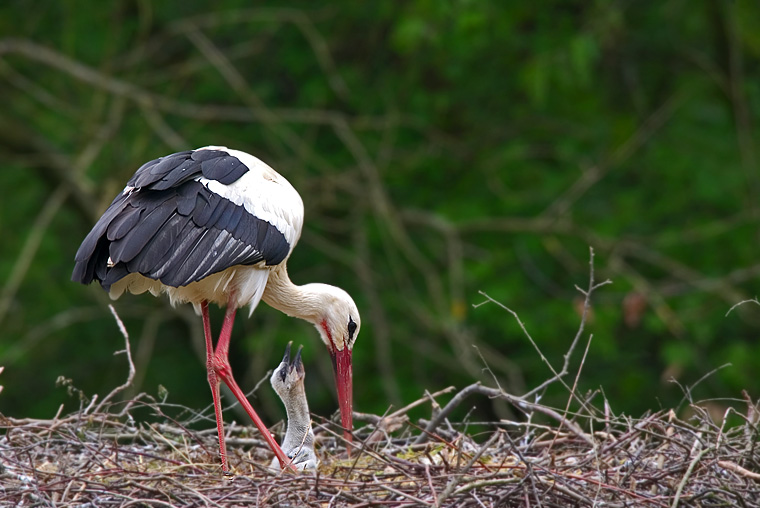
[[2, 378, 759, 507]]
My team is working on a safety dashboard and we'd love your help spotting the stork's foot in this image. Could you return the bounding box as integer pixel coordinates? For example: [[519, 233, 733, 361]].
[[270, 447, 318, 472], [289, 447, 318, 471]]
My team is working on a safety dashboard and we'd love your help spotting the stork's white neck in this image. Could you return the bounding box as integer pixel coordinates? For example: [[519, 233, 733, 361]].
[[262, 265, 323, 324]]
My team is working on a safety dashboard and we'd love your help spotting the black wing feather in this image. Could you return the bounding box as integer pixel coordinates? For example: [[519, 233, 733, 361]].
[[127, 149, 239, 191], [150, 220, 207, 284], [106, 205, 141, 241], [189, 149, 218, 162], [168, 230, 218, 284], [223, 201, 244, 233], [108, 194, 176, 263], [200, 155, 248, 184], [125, 213, 188, 275], [205, 197, 231, 229], [192, 188, 218, 227], [72, 150, 291, 292], [158, 159, 198, 189]]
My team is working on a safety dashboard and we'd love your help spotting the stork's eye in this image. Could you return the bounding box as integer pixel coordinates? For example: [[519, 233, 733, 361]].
[[347, 317, 357, 340]]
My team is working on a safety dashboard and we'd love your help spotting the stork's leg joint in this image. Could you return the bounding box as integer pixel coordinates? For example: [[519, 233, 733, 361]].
[[210, 352, 234, 384]]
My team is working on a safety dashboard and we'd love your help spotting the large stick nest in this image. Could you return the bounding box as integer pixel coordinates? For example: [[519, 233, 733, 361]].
[[2, 380, 759, 507]]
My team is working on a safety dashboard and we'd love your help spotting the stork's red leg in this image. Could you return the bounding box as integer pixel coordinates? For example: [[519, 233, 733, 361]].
[[211, 296, 294, 470], [201, 301, 229, 473]]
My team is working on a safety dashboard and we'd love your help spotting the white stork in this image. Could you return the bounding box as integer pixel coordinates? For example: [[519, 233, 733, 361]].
[[71, 146, 360, 472]]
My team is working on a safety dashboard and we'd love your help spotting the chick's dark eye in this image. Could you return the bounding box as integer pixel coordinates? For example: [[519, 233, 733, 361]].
[[347, 317, 357, 340]]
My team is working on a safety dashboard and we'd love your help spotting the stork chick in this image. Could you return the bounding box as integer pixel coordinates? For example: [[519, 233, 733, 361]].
[[271, 342, 318, 471]]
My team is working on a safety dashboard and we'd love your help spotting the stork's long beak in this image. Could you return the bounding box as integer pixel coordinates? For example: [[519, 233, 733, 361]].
[[331, 346, 353, 447]]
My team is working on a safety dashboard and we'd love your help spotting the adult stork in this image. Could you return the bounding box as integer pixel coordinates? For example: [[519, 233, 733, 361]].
[[71, 146, 360, 472]]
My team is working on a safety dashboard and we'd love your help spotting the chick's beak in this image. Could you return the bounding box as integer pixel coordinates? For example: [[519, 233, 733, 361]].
[[331, 346, 353, 445]]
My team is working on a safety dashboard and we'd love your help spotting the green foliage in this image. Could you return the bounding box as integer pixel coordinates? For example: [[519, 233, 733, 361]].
[[0, 0, 759, 427]]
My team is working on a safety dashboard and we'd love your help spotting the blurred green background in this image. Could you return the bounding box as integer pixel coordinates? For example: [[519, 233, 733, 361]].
[[1, 1, 759, 428]]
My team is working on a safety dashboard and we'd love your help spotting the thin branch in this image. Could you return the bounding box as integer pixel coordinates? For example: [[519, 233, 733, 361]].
[[726, 297, 760, 316], [414, 382, 594, 447], [717, 460, 760, 481], [435, 431, 501, 507], [549, 332, 595, 452], [476, 247, 611, 400], [671, 447, 711, 508], [93, 305, 136, 414]]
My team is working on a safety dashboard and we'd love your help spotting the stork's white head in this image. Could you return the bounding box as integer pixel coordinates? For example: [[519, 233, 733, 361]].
[[308, 283, 360, 444], [312, 284, 360, 352]]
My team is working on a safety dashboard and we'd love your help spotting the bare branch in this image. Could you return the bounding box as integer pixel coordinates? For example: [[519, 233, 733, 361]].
[[726, 297, 760, 317], [92, 305, 136, 414]]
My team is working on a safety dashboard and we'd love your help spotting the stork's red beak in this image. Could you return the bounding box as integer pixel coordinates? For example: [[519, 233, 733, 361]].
[[331, 346, 353, 446]]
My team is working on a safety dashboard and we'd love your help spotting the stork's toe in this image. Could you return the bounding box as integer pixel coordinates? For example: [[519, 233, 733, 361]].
[[289, 448, 318, 471]]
